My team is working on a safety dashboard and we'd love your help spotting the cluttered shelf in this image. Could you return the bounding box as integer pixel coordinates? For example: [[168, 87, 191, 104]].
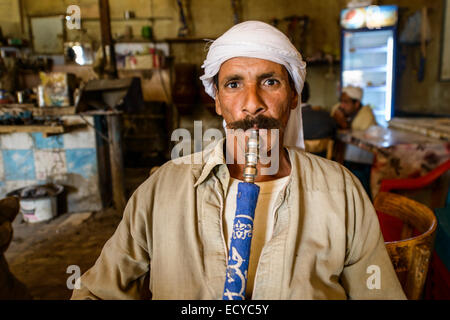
[[0, 104, 89, 137], [1, 104, 128, 116], [114, 38, 168, 44], [80, 16, 173, 22], [0, 121, 87, 137], [0, 104, 76, 116], [165, 37, 213, 43]]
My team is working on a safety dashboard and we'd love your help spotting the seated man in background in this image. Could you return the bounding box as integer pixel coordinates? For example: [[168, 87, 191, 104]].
[[331, 86, 377, 197], [301, 82, 337, 140], [331, 86, 376, 131]]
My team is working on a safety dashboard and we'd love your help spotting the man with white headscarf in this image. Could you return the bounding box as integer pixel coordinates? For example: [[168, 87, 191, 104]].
[[331, 85, 377, 194], [71, 21, 405, 300], [331, 85, 377, 131]]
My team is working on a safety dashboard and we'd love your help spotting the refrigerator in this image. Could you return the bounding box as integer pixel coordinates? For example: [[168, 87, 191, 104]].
[[340, 5, 398, 127]]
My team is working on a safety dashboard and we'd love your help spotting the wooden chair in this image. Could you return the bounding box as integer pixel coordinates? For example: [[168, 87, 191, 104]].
[[378, 159, 450, 299], [373, 191, 437, 300], [304, 138, 334, 160]]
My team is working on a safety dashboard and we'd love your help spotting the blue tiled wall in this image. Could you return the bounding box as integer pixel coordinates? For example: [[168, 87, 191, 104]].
[[0, 116, 103, 212], [2, 150, 36, 180], [66, 148, 98, 179], [32, 132, 64, 149]]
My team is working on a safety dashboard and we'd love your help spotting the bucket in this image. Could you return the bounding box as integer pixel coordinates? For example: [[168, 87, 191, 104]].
[[7, 184, 64, 223]]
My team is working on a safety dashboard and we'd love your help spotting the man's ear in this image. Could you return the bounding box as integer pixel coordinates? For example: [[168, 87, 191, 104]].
[[214, 86, 222, 116], [290, 90, 299, 110]]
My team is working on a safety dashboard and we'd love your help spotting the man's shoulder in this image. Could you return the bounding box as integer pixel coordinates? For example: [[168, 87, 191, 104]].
[[359, 105, 375, 115], [352, 105, 377, 130]]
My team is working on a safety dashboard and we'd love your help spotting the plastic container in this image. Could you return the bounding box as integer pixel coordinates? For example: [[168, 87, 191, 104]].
[[7, 184, 64, 223]]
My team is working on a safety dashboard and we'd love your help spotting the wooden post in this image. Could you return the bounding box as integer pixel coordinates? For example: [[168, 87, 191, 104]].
[[98, 0, 117, 78], [107, 114, 126, 215]]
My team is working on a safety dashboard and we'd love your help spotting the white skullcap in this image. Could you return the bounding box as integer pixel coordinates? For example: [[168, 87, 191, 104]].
[[342, 86, 363, 101], [200, 20, 307, 149]]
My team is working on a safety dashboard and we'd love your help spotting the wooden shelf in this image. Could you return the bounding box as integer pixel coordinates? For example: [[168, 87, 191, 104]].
[[114, 38, 167, 44], [0, 125, 65, 137], [78, 110, 123, 116], [165, 37, 213, 43], [81, 17, 173, 22], [111, 17, 173, 22], [32, 107, 76, 116], [0, 105, 76, 116], [0, 122, 88, 137], [0, 103, 35, 108]]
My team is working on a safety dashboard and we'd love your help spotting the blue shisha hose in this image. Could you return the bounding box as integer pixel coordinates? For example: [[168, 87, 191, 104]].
[[222, 182, 260, 300]]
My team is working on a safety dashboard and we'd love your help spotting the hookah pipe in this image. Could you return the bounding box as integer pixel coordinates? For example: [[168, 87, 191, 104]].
[[223, 129, 260, 300]]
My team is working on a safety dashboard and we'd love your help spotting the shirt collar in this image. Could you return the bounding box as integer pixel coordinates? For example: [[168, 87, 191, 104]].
[[194, 138, 226, 187], [193, 138, 302, 188]]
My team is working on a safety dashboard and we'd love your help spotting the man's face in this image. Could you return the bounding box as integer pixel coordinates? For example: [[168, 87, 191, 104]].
[[340, 92, 360, 116], [214, 57, 298, 134]]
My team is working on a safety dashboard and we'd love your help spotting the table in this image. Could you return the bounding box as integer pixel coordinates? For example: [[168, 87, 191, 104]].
[[337, 124, 450, 197]]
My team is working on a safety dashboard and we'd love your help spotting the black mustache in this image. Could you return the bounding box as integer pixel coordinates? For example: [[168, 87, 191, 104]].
[[227, 115, 282, 131]]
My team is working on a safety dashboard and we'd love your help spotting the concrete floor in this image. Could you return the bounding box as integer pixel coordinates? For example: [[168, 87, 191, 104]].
[[5, 208, 122, 300]]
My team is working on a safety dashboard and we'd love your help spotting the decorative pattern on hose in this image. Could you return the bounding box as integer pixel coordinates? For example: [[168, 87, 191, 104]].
[[223, 182, 260, 300]]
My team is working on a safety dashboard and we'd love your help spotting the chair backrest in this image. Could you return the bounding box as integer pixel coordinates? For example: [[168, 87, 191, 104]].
[[374, 191, 437, 300], [304, 138, 334, 160]]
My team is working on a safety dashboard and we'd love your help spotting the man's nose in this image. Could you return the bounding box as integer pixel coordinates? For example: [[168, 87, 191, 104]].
[[242, 84, 266, 116]]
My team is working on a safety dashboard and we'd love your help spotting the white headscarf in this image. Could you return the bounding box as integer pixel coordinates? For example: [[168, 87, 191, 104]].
[[342, 85, 363, 101], [200, 21, 307, 149]]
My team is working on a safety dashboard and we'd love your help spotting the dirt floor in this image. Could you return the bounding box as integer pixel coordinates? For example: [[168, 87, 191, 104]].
[[3, 168, 151, 300], [5, 207, 122, 300]]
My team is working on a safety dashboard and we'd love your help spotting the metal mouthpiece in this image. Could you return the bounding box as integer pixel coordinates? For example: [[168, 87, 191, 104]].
[[243, 129, 259, 183]]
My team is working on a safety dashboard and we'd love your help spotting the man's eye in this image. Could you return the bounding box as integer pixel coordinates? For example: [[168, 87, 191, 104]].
[[225, 82, 239, 89], [264, 79, 279, 86]]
